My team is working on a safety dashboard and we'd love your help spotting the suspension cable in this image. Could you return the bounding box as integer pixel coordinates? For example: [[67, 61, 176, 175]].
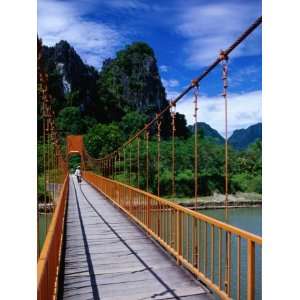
[[118, 151, 121, 179], [95, 17, 261, 160], [114, 154, 116, 179], [54, 141, 58, 202], [50, 121, 55, 210], [170, 100, 176, 197], [192, 81, 200, 267], [145, 126, 149, 192], [68, 18, 261, 218], [106, 157, 109, 177], [193, 82, 199, 209], [42, 90, 47, 253], [50, 128, 54, 211], [46, 113, 50, 229], [129, 144, 132, 185], [156, 114, 161, 196], [41, 96, 45, 170], [137, 136, 140, 188], [220, 50, 229, 221], [220, 50, 231, 295], [107, 157, 109, 177], [109, 157, 111, 178], [123, 148, 126, 181]]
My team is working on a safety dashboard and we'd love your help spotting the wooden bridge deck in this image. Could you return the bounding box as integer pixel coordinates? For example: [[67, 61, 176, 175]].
[[59, 175, 214, 300]]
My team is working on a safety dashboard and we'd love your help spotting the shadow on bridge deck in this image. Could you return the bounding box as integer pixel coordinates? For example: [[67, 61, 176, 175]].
[[58, 175, 214, 300]]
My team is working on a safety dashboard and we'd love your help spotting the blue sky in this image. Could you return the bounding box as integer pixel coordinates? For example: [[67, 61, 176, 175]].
[[38, 0, 262, 136]]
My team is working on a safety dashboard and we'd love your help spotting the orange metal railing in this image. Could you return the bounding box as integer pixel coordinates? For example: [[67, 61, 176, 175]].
[[37, 175, 69, 300], [83, 171, 262, 300]]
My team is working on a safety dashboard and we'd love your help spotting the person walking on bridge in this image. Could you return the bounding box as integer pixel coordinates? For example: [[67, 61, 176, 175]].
[[75, 166, 82, 183]]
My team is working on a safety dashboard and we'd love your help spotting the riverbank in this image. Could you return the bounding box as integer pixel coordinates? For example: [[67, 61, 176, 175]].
[[166, 192, 262, 209], [38, 203, 55, 213]]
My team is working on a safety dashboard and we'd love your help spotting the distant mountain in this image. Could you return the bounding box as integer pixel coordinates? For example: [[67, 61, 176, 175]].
[[228, 123, 262, 150], [188, 122, 224, 144], [186, 122, 262, 150]]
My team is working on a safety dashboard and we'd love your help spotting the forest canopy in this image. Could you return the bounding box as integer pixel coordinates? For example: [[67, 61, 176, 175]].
[[38, 40, 262, 199]]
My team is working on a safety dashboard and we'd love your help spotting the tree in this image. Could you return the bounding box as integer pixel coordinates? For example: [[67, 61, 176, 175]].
[[84, 123, 124, 157], [120, 111, 148, 139], [56, 107, 84, 136], [56, 106, 97, 136], [65, 90, 80, 107], [69, 155, 81, 172], [175, 112, 190, 139], [82, 116, 97, 132]]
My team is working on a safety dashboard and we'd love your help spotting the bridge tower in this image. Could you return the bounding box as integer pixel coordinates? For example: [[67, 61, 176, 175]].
[[66, 135, 85, 170]]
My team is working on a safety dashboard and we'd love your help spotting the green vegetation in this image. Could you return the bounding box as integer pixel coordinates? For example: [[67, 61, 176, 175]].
[[56, 106, 97, 136], [231, 140, 262, 193], [69, 155, 81, 173], [38, 40, 262, 199], [101, 134, 261, 197], [120, 111, 148, 139], [84, 123, 124, 157], [37, 141, 66, 204]]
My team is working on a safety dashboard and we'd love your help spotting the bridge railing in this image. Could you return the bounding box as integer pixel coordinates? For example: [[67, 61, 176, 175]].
[[37, 175, 69, 300], [84, 171, 262, 300]]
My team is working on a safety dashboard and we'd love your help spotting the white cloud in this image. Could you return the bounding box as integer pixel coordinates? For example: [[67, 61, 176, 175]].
[[175, 2, 261, 68], [101, 0, 150, 10], [175, 90, 261, 136], [160, 65, 168, 73], [230, 65, 260, 87], [162, 78, 180, 89], [38, 0, 126, 68]]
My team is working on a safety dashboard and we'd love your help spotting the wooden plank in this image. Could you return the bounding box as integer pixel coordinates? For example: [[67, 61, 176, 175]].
[[60, 176, 214, 300]]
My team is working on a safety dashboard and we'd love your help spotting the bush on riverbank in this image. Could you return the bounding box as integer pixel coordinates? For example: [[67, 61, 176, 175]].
[[107, 136, 261, 197]]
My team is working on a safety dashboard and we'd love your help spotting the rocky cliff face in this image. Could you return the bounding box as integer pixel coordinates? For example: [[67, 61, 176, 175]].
[[40, 40, 187, 137], [42, 40, 98, 115], [96, 42, 169, 122]]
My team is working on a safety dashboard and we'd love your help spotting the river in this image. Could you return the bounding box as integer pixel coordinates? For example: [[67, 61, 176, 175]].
[[38, 213, 52, 253], [38, 206, 261, 299], [200, 207, 262, 299]]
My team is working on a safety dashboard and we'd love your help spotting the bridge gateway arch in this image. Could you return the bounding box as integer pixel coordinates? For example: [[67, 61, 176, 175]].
[[66, 135, 85, 169]]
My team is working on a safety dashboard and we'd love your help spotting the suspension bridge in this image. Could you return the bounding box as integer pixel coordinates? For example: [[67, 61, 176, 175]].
[[37, 17, 262, 300]]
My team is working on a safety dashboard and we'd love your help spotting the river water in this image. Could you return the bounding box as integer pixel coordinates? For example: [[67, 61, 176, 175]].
[[38, 213, 52, 253], [38, 206, 261, 299], [200, 207, 262, 299]]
